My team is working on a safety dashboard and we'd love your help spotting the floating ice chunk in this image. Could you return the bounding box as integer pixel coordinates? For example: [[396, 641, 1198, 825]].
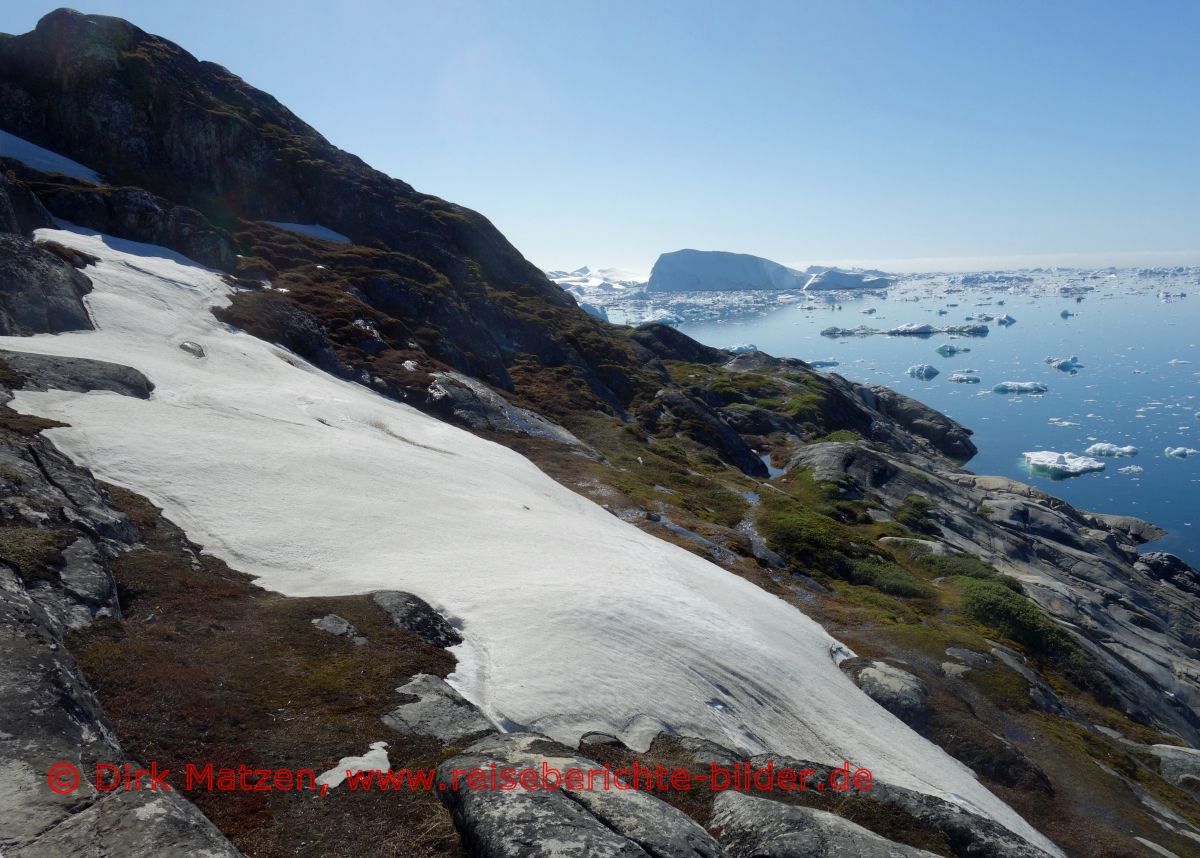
[[949, 371, 980, 384], [944, 323, 990, 337], [1085, 443, 1138, 458], [890, 323, 936, 336], [1118, 465, 1144, 474], [1165, 447, 1199, 459], [862, 307, 877, 315], [907, 364, 940, 380], [1045, 355, 1083, 373], [993, 381, 1048, 395], [936, 344, 970, 357], [996, 314, 1017, 326], [1168, 359, 1192, 366], [1060, 310, 1075, 318], [1049, 418, 1080, 428], [726, 343, 758, 354], [1023, 451, 1105, 478], [808, 359, 840, 369]]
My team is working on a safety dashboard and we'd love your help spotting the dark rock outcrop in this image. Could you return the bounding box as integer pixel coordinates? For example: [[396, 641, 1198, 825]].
[[0, 349, 153, 398], [0, 233, 93, 335], [841, 659, 930, 727], [851, 383, 977, 461], [372, 590, 462, 648], [0, 168, 53, 235]]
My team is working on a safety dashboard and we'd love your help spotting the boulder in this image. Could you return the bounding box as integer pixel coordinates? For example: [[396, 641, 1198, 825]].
[[311, 613, 367, 646], [842, 659, 929, 726], [436, 733, 724, 857], [712, 791, 939, 857], [372, 590, 461, 647], [0, 234, 93, 335], [382, 674, 494, 745], [0, 350, 153, 398]]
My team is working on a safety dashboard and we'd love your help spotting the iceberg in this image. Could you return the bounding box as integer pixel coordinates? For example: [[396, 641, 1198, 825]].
[[726, 343, 758, 354], [1084, 443, 1138, 458], [808, 359, 840, 369], [889, 323, 936, 337], [1118, 465, 1144, 474], [996, 314, 1017, 326], [993, 381, 1049, 395], [264, 221, 351, 243], [936, 344, 970, 357], [949, 371, 981, 384], [1045, 355, 1084, 373], [907, 364, 940, 380], [1165, 447, 1199, 459], [579, 302, 608, 322], [1023, 451, 1106, 478]]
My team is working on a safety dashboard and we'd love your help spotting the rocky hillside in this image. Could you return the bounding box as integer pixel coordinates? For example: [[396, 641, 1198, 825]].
[[2, 9, 1200, 858]]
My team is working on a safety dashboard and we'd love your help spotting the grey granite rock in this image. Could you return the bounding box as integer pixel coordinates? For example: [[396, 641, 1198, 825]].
[[437, 733, 724, 857], [712, 791, 940, 858], [0, 349, 153, 398], [311, 613, 367, 646], [0, 233, 93, 335], [382, 673, 493, 744], [842, 659, 929, 726]]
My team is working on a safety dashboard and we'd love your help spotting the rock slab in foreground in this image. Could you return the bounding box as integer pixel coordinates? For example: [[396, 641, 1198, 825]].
[[712, 790, 940, 858], [436, 732, 724, 857]]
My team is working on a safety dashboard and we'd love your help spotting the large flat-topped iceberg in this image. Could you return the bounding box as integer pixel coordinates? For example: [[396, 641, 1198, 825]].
[[264, 221, 351, 243], [646, 249, 890, 292], [1023, 451, 1106, 478]]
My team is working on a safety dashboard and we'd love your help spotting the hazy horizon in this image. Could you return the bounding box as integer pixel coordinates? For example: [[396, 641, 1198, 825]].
[[3, 1, 1197, 275]]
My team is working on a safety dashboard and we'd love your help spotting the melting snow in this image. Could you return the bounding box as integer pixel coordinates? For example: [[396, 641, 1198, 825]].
[[0, 226, 1059, 854], [0, 129, 101, 182], [263, 221, 351, 243]]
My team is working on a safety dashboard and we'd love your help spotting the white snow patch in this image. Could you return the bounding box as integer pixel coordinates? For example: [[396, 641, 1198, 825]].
[[0, 226, 1059, 855], [316, 741, 390, 792], [0, 129, 101, 182], [263, 221, 351, 243]]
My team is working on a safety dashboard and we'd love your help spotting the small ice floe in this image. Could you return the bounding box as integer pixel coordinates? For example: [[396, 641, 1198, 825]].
[[937, 308, 949, 316], [993, 381, 1048, 395], [808, 359, 840, 369], [907, 364, 940, 380], [1049, 417, 1081, 428], [936, 343, 970, 357], [1168, 359, 1192, 366], [316, 741, 390, 793], [1085, 443, 1138, 458], [178, 341, 205, 358], [949, 371, 981, 384], [1023, 451, 1105, 478], [1118, 465, 1144, 474], [1165, 447, 1199, 459], [996, 314, 1017, 326], [1045, 355, 1083, 373], [862, 307, 877, 315], [726, 343, 758, 354], [1060, 310, 1075, 318]]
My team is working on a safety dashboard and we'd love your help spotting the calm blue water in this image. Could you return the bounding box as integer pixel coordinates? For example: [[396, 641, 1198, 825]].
[[677, 279, 1200, 561]]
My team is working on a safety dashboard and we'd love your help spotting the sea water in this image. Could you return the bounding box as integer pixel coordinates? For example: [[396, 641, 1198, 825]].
[[675, 275, 1200, 561]]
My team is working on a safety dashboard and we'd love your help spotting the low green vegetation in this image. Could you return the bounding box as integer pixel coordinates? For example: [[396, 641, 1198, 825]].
[[893, 494, 940, 535]]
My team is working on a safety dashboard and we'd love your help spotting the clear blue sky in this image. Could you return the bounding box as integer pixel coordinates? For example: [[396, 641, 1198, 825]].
[[3, 2, 1199, 272]]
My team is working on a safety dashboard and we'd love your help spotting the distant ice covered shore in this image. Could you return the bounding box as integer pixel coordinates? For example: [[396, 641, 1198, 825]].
[[0, 226, 1059, 854]]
